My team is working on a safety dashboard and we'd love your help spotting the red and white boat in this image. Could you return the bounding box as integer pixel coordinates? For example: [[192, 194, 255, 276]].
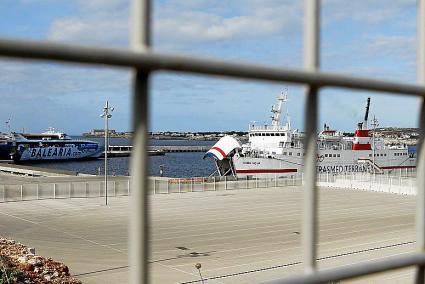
[[205, 93, 416, 178]]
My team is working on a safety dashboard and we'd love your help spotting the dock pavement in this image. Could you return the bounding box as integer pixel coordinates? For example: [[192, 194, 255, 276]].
[[0, 185, 416, 283]]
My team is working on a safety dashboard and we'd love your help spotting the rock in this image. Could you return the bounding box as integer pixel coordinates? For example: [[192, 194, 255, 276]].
[[18, 255, 28, 263], [0, 237, 82, 284], [21, 263, 34, 271], [27, 247, 36, 255]]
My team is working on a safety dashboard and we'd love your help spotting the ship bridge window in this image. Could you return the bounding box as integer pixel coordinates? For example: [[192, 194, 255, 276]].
[[266, 133, 270, 136], [337, 154, 340, 157], [333, 154, 336, 157], [289, 152, 292, 156]]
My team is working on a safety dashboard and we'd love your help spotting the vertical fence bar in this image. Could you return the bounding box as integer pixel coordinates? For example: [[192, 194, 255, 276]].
[[416, 0, 425, 282], [129, 0, 151, 283], [302, 0, 320, 274]]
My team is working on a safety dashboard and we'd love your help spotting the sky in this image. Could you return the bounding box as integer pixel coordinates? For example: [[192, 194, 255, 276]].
[[0, 0, 420, 134]]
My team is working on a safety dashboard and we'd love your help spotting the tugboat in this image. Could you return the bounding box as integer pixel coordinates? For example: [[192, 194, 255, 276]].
[[205, 93, 417, 178], [9, 128, 103, 162]]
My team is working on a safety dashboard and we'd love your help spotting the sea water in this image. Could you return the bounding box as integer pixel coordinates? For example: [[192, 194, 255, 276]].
[[39, 138, 216, 178]]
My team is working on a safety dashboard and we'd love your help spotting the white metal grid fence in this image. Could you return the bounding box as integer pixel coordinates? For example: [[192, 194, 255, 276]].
[[1, 0, 425, 283]]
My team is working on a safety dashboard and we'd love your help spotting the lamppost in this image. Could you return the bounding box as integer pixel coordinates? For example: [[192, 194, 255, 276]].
[[101, 101, 114, 205]]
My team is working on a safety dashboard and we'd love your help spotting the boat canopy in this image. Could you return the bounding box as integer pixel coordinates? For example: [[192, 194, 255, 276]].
[[204, 136, 241, 160]]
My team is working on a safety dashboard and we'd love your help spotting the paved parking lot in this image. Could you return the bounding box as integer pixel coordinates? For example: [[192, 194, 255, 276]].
[[0, 186, 417, 283]]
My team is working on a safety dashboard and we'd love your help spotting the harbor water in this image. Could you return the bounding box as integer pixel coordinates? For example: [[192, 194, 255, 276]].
[[38, 138, 216, 178]]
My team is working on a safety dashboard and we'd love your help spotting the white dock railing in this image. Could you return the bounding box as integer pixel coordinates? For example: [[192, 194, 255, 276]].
[[0, 175, 303, 203], [317, 172, 418, 196]]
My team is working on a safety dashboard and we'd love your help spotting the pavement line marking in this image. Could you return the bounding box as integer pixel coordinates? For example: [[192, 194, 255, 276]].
[[178, 241, 415, 284], [151, 221, 412, 254], [0, 209, 125, 254], [151, 211, 413, 242], [169, 233, 414, 272], [168, 231, 414, 270], [74, 265, 129, 277], [153, 262, 228, 284], [151, 200, 414, 229]]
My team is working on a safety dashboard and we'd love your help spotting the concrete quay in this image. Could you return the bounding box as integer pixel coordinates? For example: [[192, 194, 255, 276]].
[[0, 162, 79, 177], [148, 145, 210, 152], [0, 186, 417, 283]]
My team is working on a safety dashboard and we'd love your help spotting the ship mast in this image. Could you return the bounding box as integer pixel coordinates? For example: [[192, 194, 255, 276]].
[[271, 90, 288, 127]]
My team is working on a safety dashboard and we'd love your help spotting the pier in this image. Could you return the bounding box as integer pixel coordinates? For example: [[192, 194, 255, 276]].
[[148, 145, 210, 152], [106, 145, 210, 157]]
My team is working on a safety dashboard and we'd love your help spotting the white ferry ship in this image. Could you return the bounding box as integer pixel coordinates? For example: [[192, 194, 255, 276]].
[[205, 93, 417, 178], [9, 128, 103, 162]]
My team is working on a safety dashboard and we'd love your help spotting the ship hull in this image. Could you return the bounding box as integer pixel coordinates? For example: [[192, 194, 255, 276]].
[[12, 143, 103, 162], [233, 149, 416, 179]]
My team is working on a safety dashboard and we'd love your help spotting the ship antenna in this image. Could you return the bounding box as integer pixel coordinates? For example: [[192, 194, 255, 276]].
[[271, 89, 288, 127], [5, 116, 11, 134]]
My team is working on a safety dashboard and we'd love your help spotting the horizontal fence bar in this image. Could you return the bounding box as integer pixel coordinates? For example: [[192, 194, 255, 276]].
[[263, 252, 425, 284], [0, 38, 425, 97]]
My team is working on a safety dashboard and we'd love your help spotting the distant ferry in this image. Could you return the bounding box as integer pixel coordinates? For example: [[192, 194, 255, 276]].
[[8, 128, 103, 162], [205, 93, 417, 178], [0, 132, 13, 160]]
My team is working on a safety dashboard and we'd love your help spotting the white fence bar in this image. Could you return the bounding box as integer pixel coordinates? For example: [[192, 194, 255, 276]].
[[0, 39, 425, 97], [129, 0, 151, 284], [263, 252, 425, 284], [416, 0, 425, 282], [302, 0, 320, 274]]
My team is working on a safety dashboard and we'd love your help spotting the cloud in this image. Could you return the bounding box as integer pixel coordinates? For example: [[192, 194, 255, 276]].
[[154, 2, 297, 42], [47, 0, 301, 48], [154, 1, 301, 43], [363, 35, 414, 58], [323, 0, 415, 25], [48, 0, 129, 46], [49, 16, 128, 45]]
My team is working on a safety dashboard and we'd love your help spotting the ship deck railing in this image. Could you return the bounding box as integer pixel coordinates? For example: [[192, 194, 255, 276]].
[[249, 125, 290, 131]]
